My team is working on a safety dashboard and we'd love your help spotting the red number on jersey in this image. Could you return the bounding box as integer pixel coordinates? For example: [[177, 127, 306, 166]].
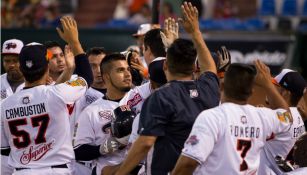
[[237, 139, 251, 171], [8, 114, 50, 148]]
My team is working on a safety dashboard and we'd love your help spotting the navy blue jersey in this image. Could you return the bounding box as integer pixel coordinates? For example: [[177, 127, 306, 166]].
[[138, 72, 220, 175]]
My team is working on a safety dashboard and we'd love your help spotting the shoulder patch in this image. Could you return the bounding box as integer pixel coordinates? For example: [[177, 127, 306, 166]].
[[277, 111, 292, 123], [65, 77, 86, 87]]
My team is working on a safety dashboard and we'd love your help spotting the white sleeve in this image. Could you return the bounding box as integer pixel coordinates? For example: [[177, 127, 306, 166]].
[[261, 108, 292, 135], [74, 109, 96, 147], [51, 77, 87, 104], [181, 110, 220, 164], [1, 116, 9, 149]]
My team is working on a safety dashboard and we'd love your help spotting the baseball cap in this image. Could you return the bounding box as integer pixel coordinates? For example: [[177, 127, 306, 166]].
[[19, 42, 51, 72], [148, 57, 167, 85], [274, 69, 307, 97], [2, 39, 24, 55], [133, 24, 152, 37]]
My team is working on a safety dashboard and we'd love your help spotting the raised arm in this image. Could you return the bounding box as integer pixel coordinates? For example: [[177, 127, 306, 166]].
[[56, 16, 93, 85], [254, 60, 289, 110], [180, 2, 216, 74]]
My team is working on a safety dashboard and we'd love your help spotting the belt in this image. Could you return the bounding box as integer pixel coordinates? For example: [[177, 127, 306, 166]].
[[77, 161, 93, 168], [15, 164, 68, 171]]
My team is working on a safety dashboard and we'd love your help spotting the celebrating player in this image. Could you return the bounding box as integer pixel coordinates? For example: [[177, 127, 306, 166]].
[[74, 53, 132, 175], [171, 61, 293, 175], [0, 43, 88, 175], [1, 38, 24, 175], [114, 2, 220, 175]]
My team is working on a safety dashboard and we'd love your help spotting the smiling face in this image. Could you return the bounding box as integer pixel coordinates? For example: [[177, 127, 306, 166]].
[[104, 60, 132, 92], [48, 46, 66, 74], [3, 54, 24, 81]]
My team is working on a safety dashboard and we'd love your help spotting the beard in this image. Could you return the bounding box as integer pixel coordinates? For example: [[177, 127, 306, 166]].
[[7, 70, 23, 81], [109, 77, 131, 93]]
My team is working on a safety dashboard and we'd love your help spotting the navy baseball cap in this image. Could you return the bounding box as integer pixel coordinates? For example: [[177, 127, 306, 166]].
[[274, 69, 307, 98], [148, 57, 167, 85], [19, 43, 51, 72]]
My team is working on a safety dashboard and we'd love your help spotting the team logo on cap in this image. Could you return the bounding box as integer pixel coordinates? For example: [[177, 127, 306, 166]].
[[26, 61, 33, 68], [5, 43, 17, 50]]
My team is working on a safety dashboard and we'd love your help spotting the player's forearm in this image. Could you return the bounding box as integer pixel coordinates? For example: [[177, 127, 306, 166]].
[[69, 41, 85, 56], [171, 155, 199, 175], [191, 31, 217, 74], [55, 67, 74, 84], [115, 137, 153, 175], [74, 54, 94, 86], [74, 144, 101, 161]]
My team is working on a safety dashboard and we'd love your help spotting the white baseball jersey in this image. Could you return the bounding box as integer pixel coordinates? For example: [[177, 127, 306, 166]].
[[0, 73, 25, 101], [182, 103, 293, 175], [1, 73, 25, 174], [119, 82, 152, 115], [1, 77, 87, 169], [258, 107, 305, 175], [74, 98, 126, 175], [71, 87, 104, 138]]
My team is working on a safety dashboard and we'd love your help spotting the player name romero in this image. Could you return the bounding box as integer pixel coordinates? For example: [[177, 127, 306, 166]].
[[5, 103, 46, 119], [230, 125, 261, 138]]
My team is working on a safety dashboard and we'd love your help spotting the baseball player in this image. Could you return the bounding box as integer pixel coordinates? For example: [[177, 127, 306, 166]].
[[0, 43, 87, 175], [74, 53, 132, 175], [172, 61, 293, 175], [71, 47, 106, 175], [258, 69, 306, 174], [1, 38, 24, 175]]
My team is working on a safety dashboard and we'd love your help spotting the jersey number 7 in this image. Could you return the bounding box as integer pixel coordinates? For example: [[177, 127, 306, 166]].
[[237, 139, 251, 171], [8, 114, 50, 149]]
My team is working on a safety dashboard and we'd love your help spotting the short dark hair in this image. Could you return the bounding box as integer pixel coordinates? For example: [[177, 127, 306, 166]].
[[21, 64, 48, 83], [166, 39, 197, 76], [100, 53, 126, 74], [87, 47, 106, 56], [44, 41, 62, 50], [144, 29, 166, 58], [224, 63, 256, 101]]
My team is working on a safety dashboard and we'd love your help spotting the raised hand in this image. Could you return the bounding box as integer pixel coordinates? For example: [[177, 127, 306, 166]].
[[179, 2, 199, 35], [64, 44, 75, 70], [254, 60, 272, 87], [56, 16, 79, 44], [160, 18, 179, 49], [217, 46, 231, 73]]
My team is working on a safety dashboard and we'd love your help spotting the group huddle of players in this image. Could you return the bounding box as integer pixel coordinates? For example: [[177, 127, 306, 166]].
[[1, 2, 307, 175]]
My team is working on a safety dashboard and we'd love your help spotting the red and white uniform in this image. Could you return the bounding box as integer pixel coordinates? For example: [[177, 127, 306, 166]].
[[182, 103, 293, 175], [258, 107, 305, 174], [1, 77, 87, 174], [71, 87, 104, 175], [1, 73, 25, 175], [74, 98, 126, 175]]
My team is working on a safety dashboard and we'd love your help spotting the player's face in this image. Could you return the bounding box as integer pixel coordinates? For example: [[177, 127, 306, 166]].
[[89, 53, 105, 85], [143, 44, 153, 65], [2, 55, 23, 81], [48, 47, 66, 74], [107, 60, 132, 92]]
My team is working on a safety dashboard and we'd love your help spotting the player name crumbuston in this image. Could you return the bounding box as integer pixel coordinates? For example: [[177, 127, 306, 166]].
[[5, 103, 46, 119]]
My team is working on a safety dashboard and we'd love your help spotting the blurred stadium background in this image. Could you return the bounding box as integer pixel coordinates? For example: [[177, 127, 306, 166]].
[[1, 0, 307, 77]]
